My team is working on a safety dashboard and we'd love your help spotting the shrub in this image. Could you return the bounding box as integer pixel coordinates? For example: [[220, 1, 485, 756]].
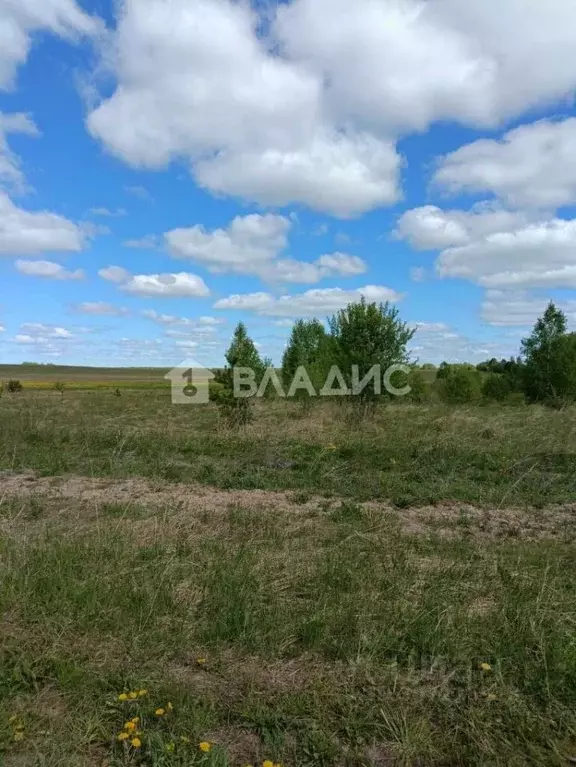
[[6, 379, 23, 393], [439, 369, 481, 404], [406, 370, 432, 403], [482, 374, 513, 402], [436, 362, 452, 379], [214, 386, 252, 427], [54, 381, 66, 399]]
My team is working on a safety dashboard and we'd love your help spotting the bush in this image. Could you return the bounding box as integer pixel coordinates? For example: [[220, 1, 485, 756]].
[[214, 386, 252, 427], [406, 370, 432, 403], [439, 369, 481, 404], [436, 362, 452, 380], [6, 379, 23, 393], [54, 381, 66, 399], [482, 374, 513, 402]]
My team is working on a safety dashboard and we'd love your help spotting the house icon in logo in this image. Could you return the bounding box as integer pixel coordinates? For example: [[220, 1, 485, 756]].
[[165, 358, 215, 405]]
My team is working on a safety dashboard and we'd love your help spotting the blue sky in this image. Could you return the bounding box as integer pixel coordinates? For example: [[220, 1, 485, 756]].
[[2, 0, 576, 367]]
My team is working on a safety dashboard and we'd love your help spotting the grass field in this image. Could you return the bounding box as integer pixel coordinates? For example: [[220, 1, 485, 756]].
[[0, 365, 172, 391], [1, 385, 576, 765]]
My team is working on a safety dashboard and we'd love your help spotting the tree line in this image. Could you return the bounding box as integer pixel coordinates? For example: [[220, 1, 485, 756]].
[[213, 299, 576, 419]]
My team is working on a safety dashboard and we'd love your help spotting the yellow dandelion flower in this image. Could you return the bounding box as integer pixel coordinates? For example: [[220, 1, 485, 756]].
[[479, 662, 492, 672], [263, 761, 274, 767], [128, 691, 138, 699], [130, 737, 142, 748], [130, 717, 140, 725], [155, 708, 166, 716], [117, 732, 129, 741], [199, 741, 212, 753], [124, 721, 136, 732], [138, 689, 148, 697], [13, 731, 25, 742], [196, 657, 207, 665], [118, 693, 128, 701]]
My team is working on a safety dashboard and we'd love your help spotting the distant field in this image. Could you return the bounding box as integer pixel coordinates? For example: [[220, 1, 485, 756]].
[[0, 364, 173, 390]]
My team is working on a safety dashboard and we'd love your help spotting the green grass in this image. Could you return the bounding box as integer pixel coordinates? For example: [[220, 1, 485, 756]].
[[1, 495, 576, 765], [0, 390, 575, 506], [1, 390, 576, 764]]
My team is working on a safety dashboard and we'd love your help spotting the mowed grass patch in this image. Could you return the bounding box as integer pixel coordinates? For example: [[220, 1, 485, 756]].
[[1, 390, 576, 505], [1, 496, 576, 765]]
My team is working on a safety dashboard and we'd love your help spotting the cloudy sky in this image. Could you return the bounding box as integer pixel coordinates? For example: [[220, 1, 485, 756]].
[[2, 0, 576, 367]]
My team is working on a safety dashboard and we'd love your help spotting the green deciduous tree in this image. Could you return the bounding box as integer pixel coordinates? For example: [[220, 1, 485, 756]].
[[521, 302, 576, 403], [328, 298, 415, 404]]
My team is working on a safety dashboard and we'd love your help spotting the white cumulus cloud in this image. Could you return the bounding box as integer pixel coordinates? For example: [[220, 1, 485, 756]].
[[0, 0, 100, 90], [433, 118, 576, 209], [99, 265, 210, 298], [436, 218, 576, 289], [166, 213, 366, 283], [167, 213, 290, 274], [0, 191, 86, 255], [481, 290, 576, 327], [214, 284, 402, 317], [0, 112, 39, 190], [87, 0, 576, 216]]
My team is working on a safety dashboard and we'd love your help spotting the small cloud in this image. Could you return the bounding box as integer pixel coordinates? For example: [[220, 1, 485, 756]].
[[335, 232, 352, 246], [88, 207, 127, 217], [410, 267, 427, 282], [124, 234, 160, 249], [16, 260, 85, 280], [124, 185, 152, 201], [74, 302, 129, 316], [98, 265, 130, 283]]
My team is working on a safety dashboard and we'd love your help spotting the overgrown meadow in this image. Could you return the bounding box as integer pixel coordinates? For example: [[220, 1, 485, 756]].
[[1, 385, 576, 765]]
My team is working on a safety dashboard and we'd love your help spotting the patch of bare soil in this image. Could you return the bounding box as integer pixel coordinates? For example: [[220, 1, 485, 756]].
[[0, 472, 575, 541]]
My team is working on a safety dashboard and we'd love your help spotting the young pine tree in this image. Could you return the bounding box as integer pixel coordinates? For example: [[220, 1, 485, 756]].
[[281, 319, 332, 403], [216, 322, 266, 425]]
